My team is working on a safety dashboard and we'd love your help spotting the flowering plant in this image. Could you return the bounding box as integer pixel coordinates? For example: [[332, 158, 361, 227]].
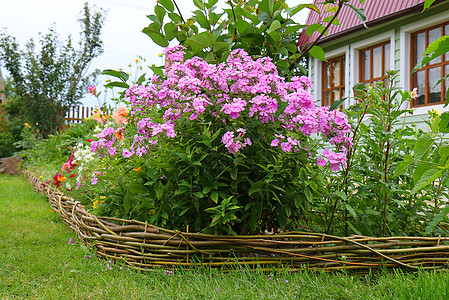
[[88, 46, 351, 234]]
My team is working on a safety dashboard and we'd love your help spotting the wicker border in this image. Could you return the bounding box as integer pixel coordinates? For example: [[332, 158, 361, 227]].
[[24, 170, 449, 272]]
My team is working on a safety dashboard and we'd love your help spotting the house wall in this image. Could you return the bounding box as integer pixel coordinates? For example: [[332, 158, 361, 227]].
[[309, 1, 449, 130]]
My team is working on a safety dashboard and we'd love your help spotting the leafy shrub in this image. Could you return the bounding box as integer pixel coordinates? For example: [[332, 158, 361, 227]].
[[78, 47, 352, 235]]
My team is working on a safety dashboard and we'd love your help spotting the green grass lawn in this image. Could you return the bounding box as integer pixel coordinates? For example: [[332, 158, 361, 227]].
[[2, 173, 449, 299]]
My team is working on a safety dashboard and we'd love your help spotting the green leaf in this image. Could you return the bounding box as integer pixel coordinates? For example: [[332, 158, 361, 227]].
[[412, 167, 443, 194], [193, 0, 205, 10], [323, 16, 340, 25], [186, 32, 216, 53], [193, 192, 203, 198], [299, 167, 308, 182], [285, 43, 297, 53], [150, 65, 164, 76], [413, 162, 432, 185], [335, 191, 347, 201], [268, 30, 281, 43], [423, 0, 437, 11], [211, 191, 219, 203], [345, 203, 358, 221], [248, 181, 264, 196], [142, 23, 169, 47], [136, 73, 146, 85], [287, 4, 319, 16], [346, 221, 363, 235], [414, 134, 434, 160], [168, 12, 183, 23], [425, 204, 449, 233], [304, 186, 313, 202], [164, 22, 178, 40], [154, 5, 166, 23], [194, 10, 209, 29], [330, 97, 346, 111], [347, 4, 366, 22], [267, 20, 281, 33], [159, 0, 174, 12], [308, 45, 327, 61], [230, 169, 237, 180], [439, 145, 449, 164], [284, 206, 292, 217], [101, 69, 129, 82], [305, 23, 323, 37], [104, 81, 130, 89], [394, 154, 413, 176], [235, 20, 251, 35], [284, 24, 307, 36], [413, 36, 449, 72], [440, 112, 449, 132]]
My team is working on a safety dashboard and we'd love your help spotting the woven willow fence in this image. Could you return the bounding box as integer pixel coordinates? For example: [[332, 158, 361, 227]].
[[25, 170, 449, 272]]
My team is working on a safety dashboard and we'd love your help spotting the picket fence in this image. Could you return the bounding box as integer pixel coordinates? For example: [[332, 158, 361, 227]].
[[65, 106, 96, 124]]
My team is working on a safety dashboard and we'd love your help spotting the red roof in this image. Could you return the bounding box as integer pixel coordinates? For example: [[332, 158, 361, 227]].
[[298, 0, 425, 46]]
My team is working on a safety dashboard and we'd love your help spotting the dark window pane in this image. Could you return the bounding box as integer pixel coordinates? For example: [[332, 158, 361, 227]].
[[429, 28, 442, 64], [361, 50, 370, 81], [332, 59, 341, 87], [333, 89, 340, 103], [445, 64, 449, 93], [384, 43, 390, 71], [446, 25, 449, 61], [373, 46, 382, 78], [414, 32, 426, 67], [429, 67, 442, 103], [322, 91, 329, 106], [341, 57, 345, 85], [414, 70, 426, 106], [323, 62, 330, 89]]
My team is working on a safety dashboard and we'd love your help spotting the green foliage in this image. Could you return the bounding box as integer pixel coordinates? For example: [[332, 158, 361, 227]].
[[0, 2, 105, 139], [322, 71, 445, 237], [144, 0, 365, 78]]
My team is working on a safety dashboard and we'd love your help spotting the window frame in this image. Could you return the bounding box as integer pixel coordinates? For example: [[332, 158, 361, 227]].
[[410, 21, 449, 107], [359, 41, 391, 86], [321, 55, 346, 107]]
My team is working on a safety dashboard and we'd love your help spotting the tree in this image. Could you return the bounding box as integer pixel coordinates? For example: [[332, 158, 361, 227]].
[[0, 2, 105, 138]]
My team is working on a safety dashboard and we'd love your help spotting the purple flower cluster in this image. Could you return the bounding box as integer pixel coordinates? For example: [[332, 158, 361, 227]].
[[90, 46, 352, 171], [222, 128, 252, 154]]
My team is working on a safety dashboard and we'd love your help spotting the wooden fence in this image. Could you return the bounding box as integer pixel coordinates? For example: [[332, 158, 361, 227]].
[[65, 106, 95, 124]]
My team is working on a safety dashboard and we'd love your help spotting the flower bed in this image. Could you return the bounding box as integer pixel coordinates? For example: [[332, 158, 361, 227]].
[[25, 170, 449, 272]]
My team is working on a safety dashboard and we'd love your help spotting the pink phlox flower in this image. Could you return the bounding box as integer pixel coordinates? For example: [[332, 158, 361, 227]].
[[323, 149, 346, 172], [109, 147, 117, 156], [281, 142, 292, 153], [222, 98, 247, 119], [122, 149, 134, 158], [249, 95, 277, 123], [271, 139, 280, 147], [317, 157, 327, 166]]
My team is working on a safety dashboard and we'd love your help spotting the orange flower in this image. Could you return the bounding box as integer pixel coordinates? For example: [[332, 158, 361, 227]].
[[115, 130, 124, 141], [56, 175, 66, 182], [92, 108, 105, 123], [112, 107, 129, 125], [133, 166, 142, 172], [24, 123, 31, 128]]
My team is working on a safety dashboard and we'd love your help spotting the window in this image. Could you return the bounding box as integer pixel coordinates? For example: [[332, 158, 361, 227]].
[[359, 41, 391, 86], [411, 22, 449, 107], [322, 55, 345, 107]]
